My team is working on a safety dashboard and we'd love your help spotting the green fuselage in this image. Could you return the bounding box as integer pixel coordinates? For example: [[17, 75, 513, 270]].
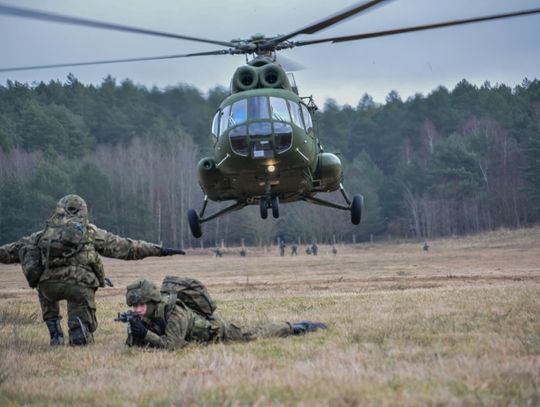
[[199, 88, 326, 203]]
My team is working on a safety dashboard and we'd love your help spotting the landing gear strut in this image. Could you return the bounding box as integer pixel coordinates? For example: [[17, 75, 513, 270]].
[[187, 196, 247, 238], [301, 184, 363, 226]]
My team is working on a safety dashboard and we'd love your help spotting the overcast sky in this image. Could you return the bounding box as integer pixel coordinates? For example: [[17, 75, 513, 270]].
[[1, 0, 539, 106]]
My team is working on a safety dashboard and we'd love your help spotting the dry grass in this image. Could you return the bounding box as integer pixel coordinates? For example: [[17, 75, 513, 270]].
[[0, 227, 539, 406]]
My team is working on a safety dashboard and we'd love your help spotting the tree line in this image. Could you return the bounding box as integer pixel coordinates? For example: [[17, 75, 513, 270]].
[[0, 75, 539, 248]]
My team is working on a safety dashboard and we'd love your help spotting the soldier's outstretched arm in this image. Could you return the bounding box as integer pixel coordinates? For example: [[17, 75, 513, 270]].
[[93, 226, 184, 260], [0, 242, 20, 264], [0, 232, 41, 264]]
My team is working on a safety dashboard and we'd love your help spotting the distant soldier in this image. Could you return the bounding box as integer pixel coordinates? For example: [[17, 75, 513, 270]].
[[305, 247, 312, 255], [122, 279, 327, 350], [311, 243, 318, 256], [423, 242, 429, 252], [291, 244, 298, 256], [279, 241, 286, 257], [332, 246, 338, 256], [214, 248, 223, 258], [0, 194, 185, 347], [240, 248, 246, 257]]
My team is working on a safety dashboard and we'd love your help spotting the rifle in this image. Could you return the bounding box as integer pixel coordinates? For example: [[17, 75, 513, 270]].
[[114, 310, 140, 347]]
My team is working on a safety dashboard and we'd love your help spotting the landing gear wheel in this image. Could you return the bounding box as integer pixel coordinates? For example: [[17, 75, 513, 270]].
[[351, 194, 363, 225], [260, 199, 268, 219], [188, 209, 202, 238], [271, 196, 279, 218]]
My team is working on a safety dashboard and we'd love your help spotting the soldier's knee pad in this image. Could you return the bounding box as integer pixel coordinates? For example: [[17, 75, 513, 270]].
[[68, 316, 92, 346]]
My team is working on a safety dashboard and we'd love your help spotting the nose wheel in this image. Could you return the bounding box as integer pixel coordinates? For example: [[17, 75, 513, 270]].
[[259, 196, 280, 219], [260, 199, 268, 219], [271, 196, 279, 218]]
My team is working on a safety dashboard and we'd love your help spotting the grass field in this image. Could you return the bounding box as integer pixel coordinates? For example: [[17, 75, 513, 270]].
[[1, 227, 539, 406]]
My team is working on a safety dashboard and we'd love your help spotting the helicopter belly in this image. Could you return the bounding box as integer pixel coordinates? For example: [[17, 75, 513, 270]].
[[198, 156, 313, 202]]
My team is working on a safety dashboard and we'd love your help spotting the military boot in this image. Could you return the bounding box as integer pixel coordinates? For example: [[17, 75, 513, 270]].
[[45, 320, 65, 346], [290, 321, 328, 335], [68, 316, 92, 346]]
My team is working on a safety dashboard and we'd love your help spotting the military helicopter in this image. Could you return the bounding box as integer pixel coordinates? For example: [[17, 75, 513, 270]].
[[1, 0, 539, 238]]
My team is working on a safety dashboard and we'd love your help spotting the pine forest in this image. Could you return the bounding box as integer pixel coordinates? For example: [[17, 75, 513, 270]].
[[1, 75, 539, 248]]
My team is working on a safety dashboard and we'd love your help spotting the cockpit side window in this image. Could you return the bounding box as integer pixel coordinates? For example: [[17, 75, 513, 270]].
[[287, 100, 303, 129], [219, 105, 230, 137], [270, 97, 291, 122], [301, 104, 313, 134], [211, 111, 220, 140], [229, 99, 247, 127], [248, 96, 270, 120]]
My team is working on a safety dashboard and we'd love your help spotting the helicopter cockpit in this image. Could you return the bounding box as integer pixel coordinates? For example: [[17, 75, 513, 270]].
[[212, 95, 313, 159]]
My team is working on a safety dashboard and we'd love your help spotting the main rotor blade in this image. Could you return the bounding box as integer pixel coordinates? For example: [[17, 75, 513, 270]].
[[293, 7, 540, 47], [270, 0, 393, 45], [275, 54, 305, 72], [0, 3, 235, 48], [0, 50, 230, 73]]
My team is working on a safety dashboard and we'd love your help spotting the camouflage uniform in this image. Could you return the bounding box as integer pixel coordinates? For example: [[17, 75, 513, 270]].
[[0, 195, 176, 346], [125, 279, 326, 350]]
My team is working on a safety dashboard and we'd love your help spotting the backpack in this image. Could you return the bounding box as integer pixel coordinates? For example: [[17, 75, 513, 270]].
[[160, 276, 217, 318], [38, 213, 88, 267]]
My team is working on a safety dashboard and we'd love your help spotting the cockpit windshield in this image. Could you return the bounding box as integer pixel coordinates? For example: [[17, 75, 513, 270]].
[[248, 96, 270, 120], [214, 95, 313, 157], [269, 97, 290, 122]]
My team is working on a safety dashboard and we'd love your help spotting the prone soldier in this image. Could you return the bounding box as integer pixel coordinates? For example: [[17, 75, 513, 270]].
[[121, 279, 327, 350]]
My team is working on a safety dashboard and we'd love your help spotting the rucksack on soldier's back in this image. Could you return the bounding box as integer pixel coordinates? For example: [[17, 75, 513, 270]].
[[37, 212, 88, 266], [160, 276, 217, 318]]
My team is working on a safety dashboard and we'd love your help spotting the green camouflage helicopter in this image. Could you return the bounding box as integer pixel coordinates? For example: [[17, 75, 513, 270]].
[[188, 56, 362, 238], [1, 0, 539, 238]]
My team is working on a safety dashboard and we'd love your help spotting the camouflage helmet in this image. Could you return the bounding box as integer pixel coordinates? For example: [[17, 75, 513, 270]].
[[126, 279, 161, 306], [56, 194, 88, 220]]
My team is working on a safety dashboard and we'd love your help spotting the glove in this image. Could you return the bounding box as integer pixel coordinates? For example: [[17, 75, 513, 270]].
[[160, 247, 186, 256], [130, 319, 148, 339], [104, 277, 114, 287], [291, 321, 328, 335]]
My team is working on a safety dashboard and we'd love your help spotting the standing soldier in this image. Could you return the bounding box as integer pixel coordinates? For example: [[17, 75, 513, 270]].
[[332, 246, 338, 256], [122, 279, 327, 350], [423, 242, 429, 252], [291, 244, 298, 256], [279, 240, 286, 257], [0, 194, 185, 347], [311, 243, 319, 256]]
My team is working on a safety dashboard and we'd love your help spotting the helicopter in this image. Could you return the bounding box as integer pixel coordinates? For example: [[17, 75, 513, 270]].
[[1, 0, 539, 238]]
